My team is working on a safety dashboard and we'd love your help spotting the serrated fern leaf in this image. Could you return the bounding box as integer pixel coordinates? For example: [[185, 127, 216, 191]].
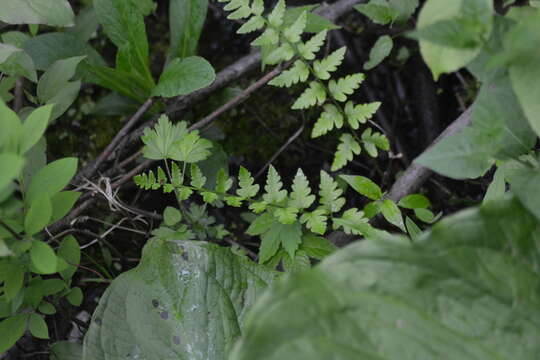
[[329, 73, 365, 102], [289, 168, 315, 210], [141, 116, 188, 161], [251, 0, 264, 15], [298, 30, 327, 60], [228, 4, 252, 19], [283, 11, 307, 43], [299, 209, 327, 235], [362, 128, 389, 157], [268, 0, 286, 27], [268, 60, 309, 87], [332, 208, 373, 236], [223, 0, 246, 11], [311, 104, 343, 138], [292, 81, 326, 109], [237, 166, 259, 198], [177, 131, 213, 163], [319, 170, 345, 213], [263, 165, 287, 204], [274, 206, 299, 224], [345, 101, 381, 129], [332, 133, 361, 171], [251, 28, 280, 46], [313, 47, 346, 80], [202, 191, 218, 203], [238, 15, 265, 34], [190, 164, 206, 188], [215, 168, 233, 193], [224, 196, 243, 207], [265, 43, 295, 65], [171, 162, 182, 186], [134, 170, 160, 190]]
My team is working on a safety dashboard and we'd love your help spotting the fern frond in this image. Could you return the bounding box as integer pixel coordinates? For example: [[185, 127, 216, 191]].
[[329, 73, 365, 102], [265, 43, 295, 65], [311, 104, 343, 138], [190, 164, 206, 188], [134, 171, 160, 190], [268, 0, 286, 27], [268, 60, 309, 87], [171, 162, 182, 186], [345, 101, 381, 129], [292, 81, 326, 109], [332, 208, 372, 236], [313, 47, 346, 80], [298, 30, 327, 60], [251, 0, 264, 15], [238, 15, 265, 34], [283, 11, 307, 43], [263, 165, 288, 204], [215, 168, 233, 193], [237, 166, 260, 198], [251, 28, 280, 46], [274, 206, 299, 224], [318, 171, 345, 214], [332, 133, 361, 171], [289, 168, 315, 210], [299, 209, 327, 234], [228, 5, 252, 20], [223, 0, 246, 11], [177, 131, 213, 163], [361, 128, 389, 157]]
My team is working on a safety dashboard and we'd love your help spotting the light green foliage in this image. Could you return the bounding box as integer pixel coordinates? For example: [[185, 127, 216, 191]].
[[262, 166, 287, 204], [0, 0, 75, 27], [298, 30, 327, 60], [230, 198, 540, 360], [361, 128, 389, 157], [340, 175, 383, 201], [355, 0, 418, 25], [83, 240, 275, 360], [153, 56, 216, 98], [292, 81, 326, 110], [289, 169, 315, 210], [168, 0, 208, 60], [313, 47, 346, 80], [332, 208, 372, 236], [318, 171, 345, 214], [268, 60, 309, 87], [332, 134, 361, 171], [237, 167, 260, 199], [345, 101, 381, 129], [364, 35, 393, 70], [328, 73, 365, 102], [311, 104, 343, 138]]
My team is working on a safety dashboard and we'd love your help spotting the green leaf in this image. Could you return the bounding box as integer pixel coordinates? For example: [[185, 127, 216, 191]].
[[164, 207, 182, 226], [0, 99, 21, 150], [50, 191, 81, 225], [58, 235, 80, 280], [141, 116, 188, 161], [318, 171, 345, 214], [168, 0, 208, 60], [331, 133, 361, 171], [414, 208, 436, 223], [345, 101, 380, 129], [23, 33, 105, 71], [268, 60, 309, 88], [4, 263, 24, 300], [215, 168, 233, 194], [237, 15, 265, 34], [329, 73, 364, 102], [231, 197, 540, 360], [283, 11, 307, 43], [340, 175, 383, 200], [83, 240, 275, 359], [361, 128, 389, 157], [300, 234, 336, 259], [0, 43, 37, 82], [398, 194, 431, 209], [268, 0, 286, 28], [246, 213, 274, 236], [483, 166, 506, 203], [364, 35, 393, 70], [508, 167, 540, 221], [417, 0, 492, 80], [237, 166, 259, 199], [313, 47, 346, 80], [66, 6, 100, 42], [332, 208, 373, 236], [282, 250, 310, 273], [38, 302, 56, 315], [66, 287, 83, 306], [30, 241, 57, 274], [262, 166, 287, 204], [83, 64, 150, 102], [274, 206, 298, 225], [260, 221, 302, 263], [190, 164, 206, 188], [354, 0, 400, 25], [0, 0, 74, 26], [94, 0, 152, 83], [19, 104, 52, 154], [299, 209, 327, 235], [25, 193, 52, 235], [380, 199, 405, 231], [180, 131, 214, 163], [26, 157, 78, 204], [311, 104, 343, 138], [0, 315, 27, 353], [289, 169, 315, 210], [283, 6, 340, 33], [291, 81, 326, 110], [405, 216, 422, 240], [0, 153, 24, 191], [153, 56, 216, 98], [298, 30, 327, 60], [50, 341, 83, 360], [29, 313, 49, 339]]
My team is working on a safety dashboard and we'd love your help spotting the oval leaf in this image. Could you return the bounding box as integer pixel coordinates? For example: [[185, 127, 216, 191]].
[[153, 56, 216, 98]]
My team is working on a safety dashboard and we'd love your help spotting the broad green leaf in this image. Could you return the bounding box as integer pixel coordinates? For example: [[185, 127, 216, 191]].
[[19, 105, 52, 154], [85, 64, 151, 103], [58, 235, 80, 280], [141, 116, 188, 160], [0, 315, 27, 353], [380, 199, 405, 231], [66, 6, 99, 42], [340, 175, 382, 200], [354, 0, 400, 25], [164, 206, 182, 226], [153, 56, 216, 98], [417, 0, 492, 80], [508, 167, 540, 220], [29, 313, 49, 339], [483, 166, 506, 203], [0, 153, 24, 191], [0, 0, 74, 26], [260, 221, 302, 262], [168, 0, 208, 60], [30, 241, 57, 274], [398, 194, 431, 209], [300, 234, 336, 259], [66, 287, 83, 306], [94, 0, 152, 83], [0, 239, 11, 257], [246, 213, 274, 236], [83, 240, 275, 360], [231, 197, 540, 360], [50, 191, 81, 225], [23, 33, 106, 71], [178, 131, 213, 163], [0, 100, 21, 150], [24, 193, 52, 235], [405, 216, 422, 240], [26, 157, 78, 204], [0, 43, 37, 82], [50, 341, 83, 360], [4, 263, 24, 300], [364, 35, 393, 70]]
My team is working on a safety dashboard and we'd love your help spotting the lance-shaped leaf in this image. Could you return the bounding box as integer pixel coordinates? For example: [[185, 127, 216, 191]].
[[84, 240, 275, 360]]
